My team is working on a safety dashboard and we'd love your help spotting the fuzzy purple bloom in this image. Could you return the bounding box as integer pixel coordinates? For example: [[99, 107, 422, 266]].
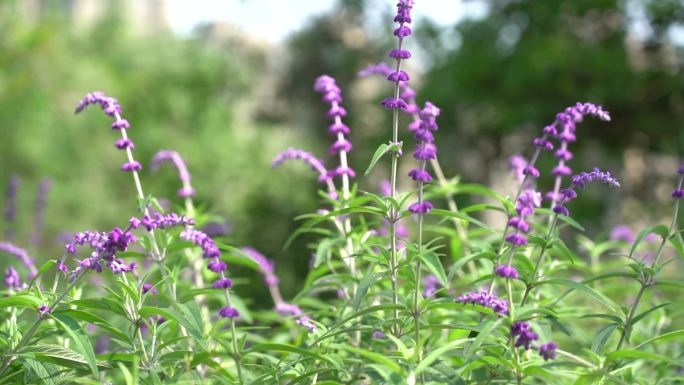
[[423, 274, 442, 297], [456, 290, 509, 315], [511, 321, 538, 350], [610, 225, 635, 243], [494, 264, 519, 279], [121, 161, 142, 172], [4, 267, 21, 290], [212, 277, 233, 289], [296, 315, 317, 332], [219, 306, 239, 319], [673, 189, 684, 198], [180, 228, 220, 259], [242, 247, 279, 287], [506, 233, 528, 246], [539, 342, 558, 361], [409, 201, 433, 214], [207, 259, 228, 273], [0, 242, 37, 278], [275, 303, 303, 316], [372, 330, 387, 339], [151, 150, 196, 198], [142, 283, 158, 294]]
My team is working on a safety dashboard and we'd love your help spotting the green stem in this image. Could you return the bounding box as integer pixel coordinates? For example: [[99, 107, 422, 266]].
[[615, 284, 646, 351], [519, 214, 558, 307], [388, 39, 404, 335], [223, 281, 244, 385]]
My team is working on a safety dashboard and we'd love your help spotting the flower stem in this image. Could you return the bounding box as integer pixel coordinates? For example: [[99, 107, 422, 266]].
[[222, 275, 244, 385]]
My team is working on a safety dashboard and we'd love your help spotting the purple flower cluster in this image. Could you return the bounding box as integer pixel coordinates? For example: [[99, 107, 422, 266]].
[[494, 264, 519, 279], [275, 303, 303, 317], [382, 0, 414, 111], [423, 274, 442, 297], [539, 342, 558, 361], [132, 213, 195, 231], [543, 103, 610, 202], [511, 322, 558, 360], [180, 228, 222, 263], [552, 168, 620, 216], [408, 102, 440, 214], [314, 75, 355, 180], [505, 189, 542, 246], [358, 62, 418, 114], [295, 315, 317, 332], [5, 175, 19, 240], [508, 155, 528, 183], [456, 290, 509, 315], [3, 267, 22, 290], [272, 148, 337, 198], [0, 241, 37, 279], [75, 91, 142, 173], [242, 247, 279, 287], [151, 150, 196, 198], [219, 306, 239, 319], [511, 321, 538, 350], [64, 227, 138, 281]]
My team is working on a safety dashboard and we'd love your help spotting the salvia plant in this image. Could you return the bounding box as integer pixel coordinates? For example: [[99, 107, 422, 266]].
[[1, 1, 683, 384]]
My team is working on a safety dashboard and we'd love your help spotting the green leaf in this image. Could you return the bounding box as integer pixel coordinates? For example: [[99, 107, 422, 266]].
[[365, 143, 391, 176], [605, 349, 677, 364], [139, 305, 208, 350], [419, 250, 448, 288], [28, 260, 56, 287], [630, 225, 669, 258], [537, 208, 585, 231], [591, 323, 618, 354], [246, 343, 335, 366], [415, 338, 468, 374], [631, 303, 670, 325], [464, 319, 502, 362], [429, 209, 495, 233], [70, 298, 126, 317], [0, 295, 42, 309], [22, 358, 58, 385], [17, 344, 96, 371], [635, 329, 684, 349], [328, 343, 401, 373], [538, 279, 619, 313], [352, 272, 383, 311], [50, 313, 99, 375]]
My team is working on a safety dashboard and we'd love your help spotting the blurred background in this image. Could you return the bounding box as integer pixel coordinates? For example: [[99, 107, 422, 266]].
[[1, 0, 683, 301]]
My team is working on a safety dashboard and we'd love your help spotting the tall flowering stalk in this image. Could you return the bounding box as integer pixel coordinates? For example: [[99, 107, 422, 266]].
[[272, 148, 337, 199], [313, 75, 358, 294], [613, 165, 682, 350], [382, 0, 414, 331], [408, 101, 440, 362], [0, 242, 37, 280], [151, 150, 196, 213], [519, 168, 620, 306], [546, 103, 610, 209]]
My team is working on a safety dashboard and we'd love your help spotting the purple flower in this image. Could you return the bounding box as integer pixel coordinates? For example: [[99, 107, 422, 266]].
[[4, 267, 21, 289], [296, 316, 317, 332], [388, 49, 411, 59], [570, 167, 620, 189], [114, 138, 135, 149], [121, 161, 142, 172], [523, 166, 540, 178], [508, 155, 528, 182], [409, 201, 433, 214], [358, 62, 393, 77], [456, 290, 509, 315], [180, 228, 220, 259], [423, 274, 442, 297], [142, 283, 158, 294], [381, 97, 408, 110], [408, 168, 432, 182], [207, 259, 228, 273], [4, 175, 19, 240], [372, 330, 386, 339], [275, 303, 303, 316], [511, 321, 538, 350], [151, 150, 196, 198], [212, 277, 233, 289], [610, 225, 635, 243], [539, 342, 558, 361], [673, 189, 684, 198], [505, 233, 528, 246], [219, 306, 239, 319], [38, 304, 51, 316], [0, 242, 37, 278], [241, 247, 279, 287], [494, 264, 519, 279]]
